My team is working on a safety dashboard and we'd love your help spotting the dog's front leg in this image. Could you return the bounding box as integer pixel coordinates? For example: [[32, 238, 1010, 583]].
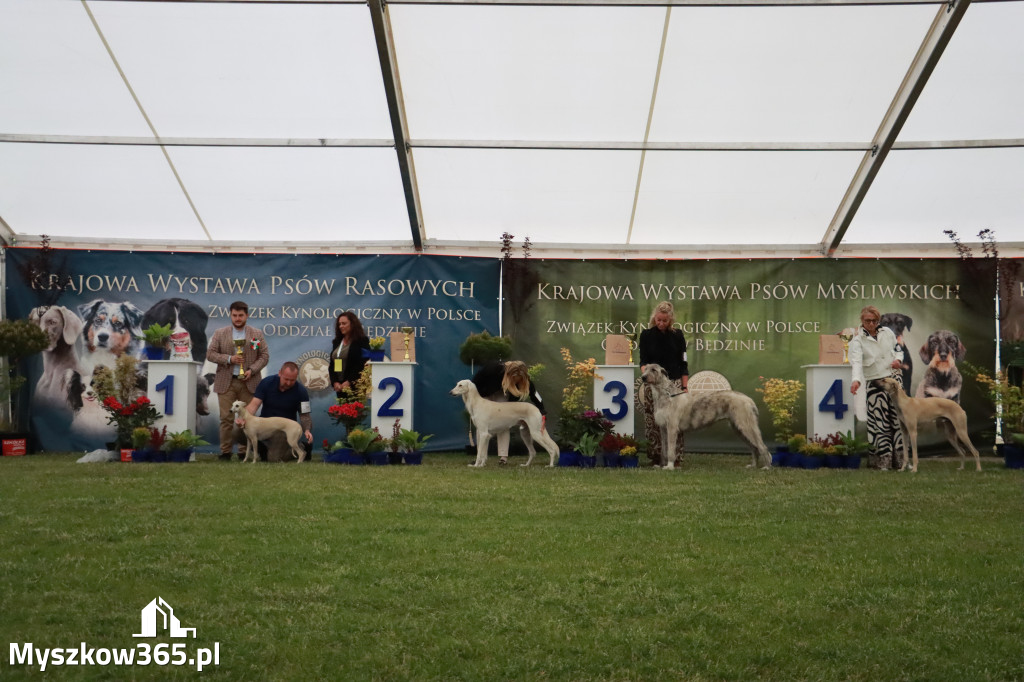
[[471, 431, 491, 467], [662, 426, 675, 470], [905, 424, 918, 473]]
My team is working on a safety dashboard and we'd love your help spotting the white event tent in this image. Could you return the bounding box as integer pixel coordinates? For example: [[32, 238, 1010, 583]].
[[1, 0, 1023, 258]]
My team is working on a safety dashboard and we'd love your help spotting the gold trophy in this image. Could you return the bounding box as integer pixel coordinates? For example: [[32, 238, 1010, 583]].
[[838, 328, 855, 364], [234, 339, 246, 379], [400, 326, 414, 361], [625, 332, 637, 365]]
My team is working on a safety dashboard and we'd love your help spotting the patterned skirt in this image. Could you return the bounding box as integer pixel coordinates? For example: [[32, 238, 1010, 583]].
[[866, 374, 906, 470], [635, 376, 686, 466]]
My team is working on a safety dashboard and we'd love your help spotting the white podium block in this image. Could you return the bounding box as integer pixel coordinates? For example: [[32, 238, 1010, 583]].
[[371, 362, 415, 433], [146, 360, 198, 434], [802, 364, 855, 439], [594, 365, 636, 437]]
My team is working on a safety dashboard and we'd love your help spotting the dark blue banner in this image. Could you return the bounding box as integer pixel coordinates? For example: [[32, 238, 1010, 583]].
[[5, 249, 500, 453]]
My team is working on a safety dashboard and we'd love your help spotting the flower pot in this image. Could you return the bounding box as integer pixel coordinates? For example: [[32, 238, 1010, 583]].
[[578, 454, 597, 468], [362, 348, 386, 362], [368, 452, 389, 466], [403, 451, 423, 465], [781, 452, 801, 467], [824, 454, 845, 469], [802, 455, 823, 470], [168, 449, 192, 463], [557, 450, 580, 467], [771, 446, 789, 467], [131, 449, 150, 463], [150, 450, 168, 463], [388, 452, 404, 465], [324, 448, 351, 464], [602, 452, 621, 468], [143, 346, 166, 361], [620, 455, 639, 468], [1003, 443, 1024, 469], [846, 454, 862, 469]]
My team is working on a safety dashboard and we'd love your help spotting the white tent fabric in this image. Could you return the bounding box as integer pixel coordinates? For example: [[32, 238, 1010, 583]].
[[1, 0, 1022, 257]]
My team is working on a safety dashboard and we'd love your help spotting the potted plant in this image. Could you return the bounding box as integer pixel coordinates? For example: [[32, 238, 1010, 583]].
[[93, 354, 158, 455], [346, 427, 386, 465], [323, 438, 353, 464], [142, 322, 173, 360], [0, 317, 50, 444], [161, 429, 208, 462], [756, 376, 804, 450], [814, 432, 845, 469], [556, 347, 609, 466], [572, 432, 602, 468], [363, 336, 387, 362], [781, 434, 807, 467], [798, 438, 825, 469], [131, 426, 152, 462], [971, 367, 1024, 468], [597, 431, 638, 468], [839, 429, 870, 469], [619, 444, 640, 468], [394, 425, 433, 465], [458, 331, 512, 373], [328, 399, 369, 436]]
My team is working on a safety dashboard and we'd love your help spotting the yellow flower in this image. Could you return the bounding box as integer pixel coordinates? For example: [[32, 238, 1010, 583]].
[[756, 376, 804, 442], [560, 347, 603, 415]]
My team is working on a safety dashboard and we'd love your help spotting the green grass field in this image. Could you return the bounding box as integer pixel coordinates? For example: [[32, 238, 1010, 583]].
[[1, 452, 1021, 682]]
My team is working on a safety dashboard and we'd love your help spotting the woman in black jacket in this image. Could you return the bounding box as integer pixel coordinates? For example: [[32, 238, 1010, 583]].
[[329, 311, 371, 397]]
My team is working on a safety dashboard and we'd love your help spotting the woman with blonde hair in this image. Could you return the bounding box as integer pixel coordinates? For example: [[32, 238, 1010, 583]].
[[471, 360, 546, 464], [849, 304, 905, 470], [637, 301, 689, 466]]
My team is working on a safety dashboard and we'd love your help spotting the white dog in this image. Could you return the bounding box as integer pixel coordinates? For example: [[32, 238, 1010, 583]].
[[449, 380, 560, 467], [230, 400, 307, 463], [641, 364, 772, 470]]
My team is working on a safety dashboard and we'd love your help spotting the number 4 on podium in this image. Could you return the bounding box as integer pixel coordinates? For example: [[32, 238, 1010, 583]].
[[818, 379, 848, 419]]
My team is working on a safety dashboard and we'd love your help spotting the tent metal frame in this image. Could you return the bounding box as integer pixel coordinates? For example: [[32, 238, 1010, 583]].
[[1, 0, 1021, 258]]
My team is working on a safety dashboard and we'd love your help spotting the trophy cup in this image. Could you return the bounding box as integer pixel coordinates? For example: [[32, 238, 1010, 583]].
[[233, 339, 246, 379], [400, 326, 414, 361], [625, 332, 637, 365], [838, 328, 855, 364]]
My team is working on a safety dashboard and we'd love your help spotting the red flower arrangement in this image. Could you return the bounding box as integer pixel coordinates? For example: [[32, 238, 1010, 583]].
[[102, 395, 161, 447], [328, 400, 368, 432]]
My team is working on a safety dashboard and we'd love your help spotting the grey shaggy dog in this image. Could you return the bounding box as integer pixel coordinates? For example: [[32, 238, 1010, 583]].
[[641, 364, 772, 470]]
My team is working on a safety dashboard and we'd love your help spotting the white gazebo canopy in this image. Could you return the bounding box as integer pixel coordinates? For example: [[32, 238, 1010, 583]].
[[1, 0, 1022, 258]]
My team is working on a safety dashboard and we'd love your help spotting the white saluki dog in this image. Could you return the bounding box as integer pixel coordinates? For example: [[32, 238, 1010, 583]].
[[641, 364, 772, 469], [230, 400, 307, 463], [450, 380, 560, 467], [877, 377, 980, 473]]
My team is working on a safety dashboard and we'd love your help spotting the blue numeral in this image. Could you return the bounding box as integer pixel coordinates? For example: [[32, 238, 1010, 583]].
[[377, 377, 404, 417], [155, 375, 174, 415], [818, 379, 848, 419], [601, 380, 629, 421]]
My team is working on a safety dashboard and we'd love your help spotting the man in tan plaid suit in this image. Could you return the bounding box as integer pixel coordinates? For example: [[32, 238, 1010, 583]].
[[206, 301, 270, 460]]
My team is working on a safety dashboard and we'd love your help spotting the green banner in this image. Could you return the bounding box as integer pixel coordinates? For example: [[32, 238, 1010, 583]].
[[509, 258, 995, 451]]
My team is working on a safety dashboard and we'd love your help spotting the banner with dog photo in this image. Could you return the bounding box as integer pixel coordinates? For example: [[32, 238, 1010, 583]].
[[5, 249, 500, 453], [508, 257, 997, 455]]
